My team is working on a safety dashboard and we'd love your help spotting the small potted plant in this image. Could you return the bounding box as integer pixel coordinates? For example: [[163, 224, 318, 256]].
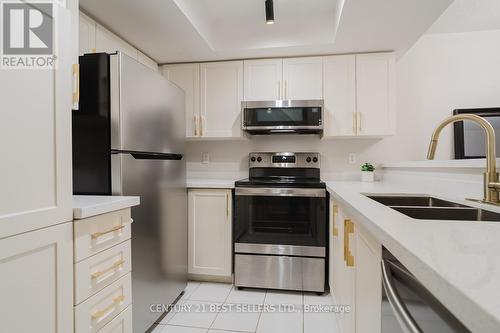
[[361, 162, 375, 182]]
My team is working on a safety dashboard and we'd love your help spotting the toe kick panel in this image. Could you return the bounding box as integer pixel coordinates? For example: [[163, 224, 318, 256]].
[[234, 254, 325, 292]]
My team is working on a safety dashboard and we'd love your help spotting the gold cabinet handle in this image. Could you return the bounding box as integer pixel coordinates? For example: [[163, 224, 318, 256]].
[[226, 193, 230, 218], [91, 259, 125, 279], [278, 80, 281, 100], [91, 219, 133, 239], [91, 225, 124, 239], [72, 64, 80, 109], [91, 295, 125, 320], [357, 112, 362, 133], [284, 80, 288, 99], [194, 115, 198, 136], [352, 112, 357, 134], [344, 219, 355, 267], [332, 203, 338, 236], [200, 115, 204, 136]]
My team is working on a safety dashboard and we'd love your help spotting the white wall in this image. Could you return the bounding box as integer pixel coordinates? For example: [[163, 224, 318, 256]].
[[186, 2, 500, 180]]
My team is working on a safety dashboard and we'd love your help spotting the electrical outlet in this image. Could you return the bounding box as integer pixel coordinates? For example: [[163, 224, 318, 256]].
[[348, 153, 357, 164], [202, 152, 210, 164]]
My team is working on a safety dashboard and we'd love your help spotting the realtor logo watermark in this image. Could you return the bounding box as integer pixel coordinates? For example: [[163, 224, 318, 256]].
[[1, 0, 59, 69]]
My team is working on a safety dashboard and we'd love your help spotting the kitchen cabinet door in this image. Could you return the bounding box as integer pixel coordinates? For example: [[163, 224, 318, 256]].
[[354, 222, 382, 333], [282, 56, 323, 100], [337, 210, 356, 333], [162, 64, 200, 138], [200, 61, 244, 138], [329, 199, 344, 300], [244, 58, 283, 101], [188, 189, 232, 277], [356, 53, 396, 136], [323, 55, 357, 137], [95, 23, 138, 60], [0, 222, 73, 333], [137, 51, 158, 72], [79, 11, 96, 55], [0, 0, 75, 238]]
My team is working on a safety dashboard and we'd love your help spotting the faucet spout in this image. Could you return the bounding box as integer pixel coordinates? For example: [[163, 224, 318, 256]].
[[427, 114, 499, 204]]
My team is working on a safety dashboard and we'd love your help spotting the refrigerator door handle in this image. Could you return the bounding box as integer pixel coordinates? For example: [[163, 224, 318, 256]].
[[111, 149, 183, 160]]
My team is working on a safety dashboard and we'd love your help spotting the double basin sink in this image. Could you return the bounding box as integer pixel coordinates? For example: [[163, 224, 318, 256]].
[[366, 195, 500, 222]]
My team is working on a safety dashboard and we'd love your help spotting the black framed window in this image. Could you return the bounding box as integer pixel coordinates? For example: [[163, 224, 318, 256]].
[[453, 108, 500, 159]]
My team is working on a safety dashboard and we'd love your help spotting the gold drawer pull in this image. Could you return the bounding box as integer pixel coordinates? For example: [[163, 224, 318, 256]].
[[91, 259, 125, 279], [91, 225, 124, 239], [91, 295, 125, 321], [344, 219, 355, 267], [332, 203, 338, 236], [91, 218, 133, 239]]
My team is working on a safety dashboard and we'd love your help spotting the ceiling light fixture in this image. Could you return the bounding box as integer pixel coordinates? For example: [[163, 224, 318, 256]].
[[265, 0, 274, 24]]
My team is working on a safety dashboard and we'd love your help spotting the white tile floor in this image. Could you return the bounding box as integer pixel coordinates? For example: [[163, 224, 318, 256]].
[[152, 282, 341, 333]]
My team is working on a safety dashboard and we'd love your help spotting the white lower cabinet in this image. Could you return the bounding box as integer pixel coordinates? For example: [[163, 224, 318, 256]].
[[0, 222, 73, 333], [354, 222, 382, 333], [188, 189, 232, 277], [97, 306, 133, 333], [74, 208, 135, 333], [330, 199, 382, 333], [75, 273, 132, 333]]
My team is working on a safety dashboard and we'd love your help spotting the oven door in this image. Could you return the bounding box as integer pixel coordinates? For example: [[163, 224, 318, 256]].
[[234, 187, 327, 253], [242, 100, 323, 133]]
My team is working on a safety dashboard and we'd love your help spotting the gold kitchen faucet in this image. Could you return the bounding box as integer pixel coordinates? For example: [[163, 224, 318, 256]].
[[427, 114, 500, 205]]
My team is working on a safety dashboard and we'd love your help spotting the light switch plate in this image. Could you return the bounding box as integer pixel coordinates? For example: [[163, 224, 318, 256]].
[[348, 153, 357, 164], [202, 152, 210, 164]]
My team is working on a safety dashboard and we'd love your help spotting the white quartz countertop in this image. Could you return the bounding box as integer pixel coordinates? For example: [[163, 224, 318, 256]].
[[73, 195, 140, 219], [187, 178, 236, 188], [326, 180, 500, 332]]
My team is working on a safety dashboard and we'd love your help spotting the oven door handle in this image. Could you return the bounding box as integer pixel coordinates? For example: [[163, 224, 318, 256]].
[[235, 187, 326, 198], [381, 260, 423, 333]]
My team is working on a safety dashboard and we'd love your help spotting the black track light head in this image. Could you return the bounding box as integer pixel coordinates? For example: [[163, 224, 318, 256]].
[[265, 0, 274, 24]]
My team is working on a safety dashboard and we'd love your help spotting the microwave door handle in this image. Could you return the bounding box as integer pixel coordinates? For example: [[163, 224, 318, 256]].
[[381, 260, 423, 333]]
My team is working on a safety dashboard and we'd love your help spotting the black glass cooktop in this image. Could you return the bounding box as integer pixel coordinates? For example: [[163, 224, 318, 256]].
[[235, 177, 326, 188]]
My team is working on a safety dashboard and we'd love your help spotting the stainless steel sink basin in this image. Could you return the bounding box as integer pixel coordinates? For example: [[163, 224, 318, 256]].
[[365, 194, 500, 222], [392, 207, 500, 222], [366, 195, 467, 208]]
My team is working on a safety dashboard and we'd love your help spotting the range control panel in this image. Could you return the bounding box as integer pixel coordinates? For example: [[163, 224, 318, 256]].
[[249, 152, 320, 168]]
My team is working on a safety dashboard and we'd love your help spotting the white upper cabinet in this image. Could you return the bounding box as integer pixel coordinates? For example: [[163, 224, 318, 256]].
[[79, 12, 96, 55], [200, 61, 244, 138], [0, 1, 76, 238], [244, 58, 283, 101], [162, 64, 200, 138], [80, 11, 158, 71], [137, 51, 158, 72], [323, 52, 396, 138], [323, 55, 357, 137], [95, 24, 137, 59], [356, 53, 396, 136], [282, 56, 323, 100]]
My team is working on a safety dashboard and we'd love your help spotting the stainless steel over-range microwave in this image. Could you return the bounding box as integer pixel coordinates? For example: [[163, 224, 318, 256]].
[[241, 100, 324, 135]]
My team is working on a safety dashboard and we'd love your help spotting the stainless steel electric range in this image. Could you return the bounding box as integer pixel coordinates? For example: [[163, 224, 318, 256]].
[[233, 152, 327, 293]]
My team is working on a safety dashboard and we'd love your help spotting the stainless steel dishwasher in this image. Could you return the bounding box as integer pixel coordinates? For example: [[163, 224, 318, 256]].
[[381, 249, 470, 333]]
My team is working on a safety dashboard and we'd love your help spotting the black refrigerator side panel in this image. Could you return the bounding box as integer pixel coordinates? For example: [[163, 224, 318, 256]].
[[72, 53, 112, 195]]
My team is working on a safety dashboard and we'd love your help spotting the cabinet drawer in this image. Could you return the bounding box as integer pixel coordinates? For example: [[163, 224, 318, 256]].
[[75, 273, 132, 333], [75, 209, 132, 262], [75, 240, 132, 305], [96, 305, 132, 333]]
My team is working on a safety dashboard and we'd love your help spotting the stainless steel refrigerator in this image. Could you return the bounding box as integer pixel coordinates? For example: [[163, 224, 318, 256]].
[[73, 52, 187, 332]]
